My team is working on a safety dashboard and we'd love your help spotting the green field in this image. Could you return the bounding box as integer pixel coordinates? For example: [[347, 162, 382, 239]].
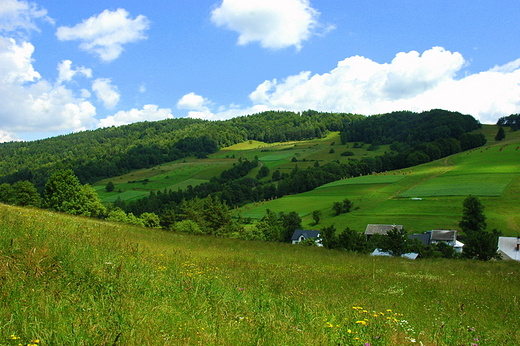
[[92, 126, 520, 235], [1, 204, 519, 345], [240, 126, 520, 235]]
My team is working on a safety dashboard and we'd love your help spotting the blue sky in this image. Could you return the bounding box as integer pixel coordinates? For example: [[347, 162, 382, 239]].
[[1, 0, 519, 142]]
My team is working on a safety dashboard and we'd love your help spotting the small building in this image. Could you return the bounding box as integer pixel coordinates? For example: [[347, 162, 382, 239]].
[[291, 230, 322, 246], [498, 236, 520, 261], [410, 229, 463, 253], [364, 224, 404, 240]]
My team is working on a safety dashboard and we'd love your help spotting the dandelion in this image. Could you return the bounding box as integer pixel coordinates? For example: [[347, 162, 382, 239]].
[[356, 320, 367, 325]]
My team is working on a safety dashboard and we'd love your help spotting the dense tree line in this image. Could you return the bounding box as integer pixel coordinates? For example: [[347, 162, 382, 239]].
[[0, 111, 362, 190], [343, 109, 481, 145]]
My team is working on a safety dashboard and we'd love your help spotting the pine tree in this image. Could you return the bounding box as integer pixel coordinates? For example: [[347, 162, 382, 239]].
[[459, 195, 500, 260], [495, 126, 506, 141]]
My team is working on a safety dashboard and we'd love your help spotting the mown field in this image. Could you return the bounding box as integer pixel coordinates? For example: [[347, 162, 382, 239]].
[[241, 126, 520, 236], [92, 125, 520, 236], [1, 204, 519, 345]]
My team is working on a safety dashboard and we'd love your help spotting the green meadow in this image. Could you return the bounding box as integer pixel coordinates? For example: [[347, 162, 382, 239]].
[[91, 126, 520, 235], [1, 204, 519, 345], [241, 126, 520, 235]]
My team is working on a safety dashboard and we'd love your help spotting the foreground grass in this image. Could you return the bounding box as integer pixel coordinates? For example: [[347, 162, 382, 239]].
[[1, 205, 519, 345]]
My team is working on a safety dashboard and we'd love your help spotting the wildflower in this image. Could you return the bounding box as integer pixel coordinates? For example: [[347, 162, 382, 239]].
[[10, 334, 20, 340], [356, 320, 367, 325], [352, 306, 363, 310]]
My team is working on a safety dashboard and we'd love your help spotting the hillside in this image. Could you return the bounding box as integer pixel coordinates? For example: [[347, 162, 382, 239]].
[[242, 125, 520, 235], [90, 124, 519, 236], [1, 204, 518, 345]]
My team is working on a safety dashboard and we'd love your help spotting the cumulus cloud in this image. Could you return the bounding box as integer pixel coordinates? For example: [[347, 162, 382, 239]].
[[98, 104, 173, 128], [56, 8, 150, 62], [57, 59, 92, 83], [0, 36, 97, 138], [177, 92, 215, 119], [92, 78, 120, 108], [245, 47, 520, 123], [0, 0, 53, 35], [0, 129, 20, 142], [179, 47, 519, 125], [211, 0, 326, 50]]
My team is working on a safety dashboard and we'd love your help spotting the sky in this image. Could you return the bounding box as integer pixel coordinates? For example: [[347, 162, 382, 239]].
[[1, 0, 519, 142]]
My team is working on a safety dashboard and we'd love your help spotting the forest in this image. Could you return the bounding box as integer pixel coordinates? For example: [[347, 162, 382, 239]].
[[0, 110, 361, 189]]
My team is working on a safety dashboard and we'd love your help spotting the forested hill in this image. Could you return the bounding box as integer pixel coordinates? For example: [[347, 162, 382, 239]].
[[0, 110, 362, 188]]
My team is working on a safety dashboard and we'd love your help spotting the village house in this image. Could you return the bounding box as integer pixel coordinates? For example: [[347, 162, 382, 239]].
[[364, 224, 404, 240], [497, 236, 520, 261], [291, 230, 322, 246], [410, 230, 464, 253]]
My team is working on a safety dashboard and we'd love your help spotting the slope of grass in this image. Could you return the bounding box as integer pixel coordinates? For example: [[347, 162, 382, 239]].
[[242, 126, 520, 235], [1, 204, 519, 345]]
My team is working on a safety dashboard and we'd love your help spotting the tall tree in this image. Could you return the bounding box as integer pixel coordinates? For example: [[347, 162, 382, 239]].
[[495, 127, 506, 141], [459, 195, 500, 260], [459, 195, 487, 234], [12, 180, 41, 207], [42, 169, 105, 217]]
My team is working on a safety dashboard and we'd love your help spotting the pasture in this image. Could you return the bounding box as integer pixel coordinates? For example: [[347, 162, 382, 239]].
[[241, 126, 520, 235], [1, 204, 519, 345]]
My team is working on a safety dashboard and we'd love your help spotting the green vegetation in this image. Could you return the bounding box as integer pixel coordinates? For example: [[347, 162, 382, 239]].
[[242, 126, 520, 236], [1, 204, 519, 345]]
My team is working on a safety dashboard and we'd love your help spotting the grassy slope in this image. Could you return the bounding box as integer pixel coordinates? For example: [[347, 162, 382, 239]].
[[241, 126, 520, 236], [1, 204, 519, 345], [93, 126, 520, 235]]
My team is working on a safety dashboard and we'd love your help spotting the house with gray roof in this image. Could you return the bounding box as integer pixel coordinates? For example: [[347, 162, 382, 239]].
[[364, 224, 404, 240], [291, 230, 322, 246]]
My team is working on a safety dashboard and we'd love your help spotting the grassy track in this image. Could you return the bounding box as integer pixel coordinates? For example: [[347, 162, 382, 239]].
[[1, 204, 519, 345]]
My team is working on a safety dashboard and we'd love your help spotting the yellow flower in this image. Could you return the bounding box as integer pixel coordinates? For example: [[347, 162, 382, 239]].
[[355, 320, 367, 325], [352, 306, 363, 310]]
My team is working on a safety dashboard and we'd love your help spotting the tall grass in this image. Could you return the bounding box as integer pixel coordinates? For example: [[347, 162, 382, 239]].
[[1, 204, 519, 345]]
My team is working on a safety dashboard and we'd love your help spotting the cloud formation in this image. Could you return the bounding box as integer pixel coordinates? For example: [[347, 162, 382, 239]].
[[177, 92, 214, 119], [56, 8, 150, 62], [0, 0, 52, 34], [98, 104, 173, 128], [211, 0, 324, 50], [57, 59, 92, 83], [182, 47, 520, 124], [0, 36, 97, 141], [92, 78, 120, 109]]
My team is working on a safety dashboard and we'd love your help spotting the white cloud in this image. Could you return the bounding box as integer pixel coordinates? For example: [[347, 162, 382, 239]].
[[245, 47, 520, 123], [0, 0, 53, 35], [0, 129, 20, 143], [0, 36, 97, 135], [57, 59, 92, 83], [177, 92, 215, 119], [177, 92, 208, 110], [92, 78, 120, 108], [56, 8, 150, 62], [211, 0, 324, 50], [98, 104, 173, 128], [181, 47, 520, 125]]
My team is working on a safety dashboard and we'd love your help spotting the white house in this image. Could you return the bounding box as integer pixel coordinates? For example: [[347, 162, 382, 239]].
[[291, 230, 322, 246], [498, 236, 520, 261]]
